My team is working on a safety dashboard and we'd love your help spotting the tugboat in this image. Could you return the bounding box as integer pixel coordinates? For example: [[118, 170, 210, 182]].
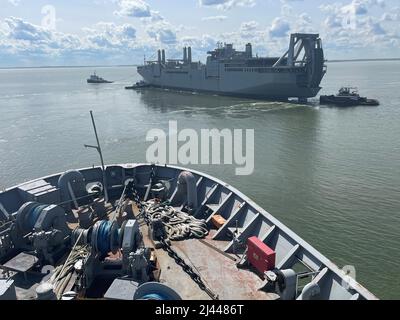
[[0, 112, 379, 301], [87, 71, 113, 84], [125, 80, 150, 90], [320, 87, 379, 107]]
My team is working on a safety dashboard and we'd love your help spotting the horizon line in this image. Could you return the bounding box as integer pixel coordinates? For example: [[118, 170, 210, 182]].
[[326, 58, 400, 63], [0, 64, 139, 70], [1, 58, 400, 69]]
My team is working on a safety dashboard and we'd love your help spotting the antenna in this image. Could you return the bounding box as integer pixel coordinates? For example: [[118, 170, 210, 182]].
[[84, 110, 109, 203]]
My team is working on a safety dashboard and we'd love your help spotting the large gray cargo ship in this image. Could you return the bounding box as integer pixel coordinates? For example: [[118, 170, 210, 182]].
[[138, 33, 327, 101]]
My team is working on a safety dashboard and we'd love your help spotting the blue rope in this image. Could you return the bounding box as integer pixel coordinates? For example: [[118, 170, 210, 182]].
[[96, 221, 120, 255], [28, 204, 47, 230], [97, 221, 111, 255], [140, 293, 167, 300]]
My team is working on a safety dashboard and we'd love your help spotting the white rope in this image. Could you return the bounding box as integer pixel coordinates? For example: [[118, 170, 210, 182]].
[[144, 201, 209, 241], [49, 232, 89, 299]]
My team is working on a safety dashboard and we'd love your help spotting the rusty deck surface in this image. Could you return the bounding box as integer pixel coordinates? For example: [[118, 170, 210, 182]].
[[173, 238, 279, 300], [139, 218, 278, 300]]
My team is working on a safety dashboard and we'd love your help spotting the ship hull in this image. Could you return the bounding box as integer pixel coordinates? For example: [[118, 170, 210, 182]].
[[143, 83, 321, 100], [138, 34, 326, 100], [87, 80, 113, 84], [320, 95, 380, 106], [138, 68, 321, 99]]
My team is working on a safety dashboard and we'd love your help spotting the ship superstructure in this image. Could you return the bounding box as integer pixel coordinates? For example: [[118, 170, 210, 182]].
[[138, 33, 327, 101]]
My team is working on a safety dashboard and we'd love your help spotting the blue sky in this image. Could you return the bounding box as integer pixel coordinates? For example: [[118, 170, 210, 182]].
[[1, 0, 399, 67]]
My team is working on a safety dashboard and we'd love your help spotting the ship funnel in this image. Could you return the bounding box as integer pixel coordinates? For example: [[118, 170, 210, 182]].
[[162, 49, 166, 64], [188, 47, 192, 63], [157, 50, 162, 63], [246, 43, 252, 58], [183, 47, 188, 62]]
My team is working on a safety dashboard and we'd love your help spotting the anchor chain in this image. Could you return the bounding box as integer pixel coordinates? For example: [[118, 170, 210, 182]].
[[139, 212, 218, 299], [132, 186, 142, 209], [133, 181, 218, 300], [160, 238, 219, 301]]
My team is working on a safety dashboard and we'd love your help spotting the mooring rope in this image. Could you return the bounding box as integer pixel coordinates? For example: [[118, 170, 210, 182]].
[[143, 201, 208, 241], [49, 230, 89, 299]]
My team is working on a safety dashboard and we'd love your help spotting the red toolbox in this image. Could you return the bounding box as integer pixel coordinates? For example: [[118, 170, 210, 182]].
[[247, 236, 276, 274]]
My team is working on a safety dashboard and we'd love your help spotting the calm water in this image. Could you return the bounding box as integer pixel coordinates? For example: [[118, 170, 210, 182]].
[[0, 62, 399, 299]]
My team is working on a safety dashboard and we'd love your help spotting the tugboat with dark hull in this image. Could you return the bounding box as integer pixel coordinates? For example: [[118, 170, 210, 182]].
[[125, 80, 150, 90], [320, 87, 379, 107], [87, 72, 113, 84]]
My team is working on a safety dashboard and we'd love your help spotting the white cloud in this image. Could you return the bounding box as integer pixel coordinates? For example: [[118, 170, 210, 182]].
[[380, 7, 400, 22], [321, 0, 386, 20], [317, 0, 400, 60], [140, 10, 164, 23], [113, 0, 163, 21], [201, 16, 228, 22], [320, 1, 380, 31], [85, 22, 137, 48], [342, 1, 368, 15], [5, 17, 51, 42], [199, 0, 256, 11], [294, 13, 316, 33], [7, 0, 20, 6], [0, 16, 144, 66], [1, 0, 399, 66], [269, 17, 290, 38], [146, 22, 177, 45], [240, 21, 259, 32], [115, 0, 151, 18], [363, 17, 386, 35]]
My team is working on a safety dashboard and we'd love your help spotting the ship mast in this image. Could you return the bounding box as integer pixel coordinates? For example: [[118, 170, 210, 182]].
[[84, 110, 109, 203]]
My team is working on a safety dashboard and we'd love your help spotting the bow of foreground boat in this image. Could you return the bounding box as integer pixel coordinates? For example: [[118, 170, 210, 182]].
[[0, 163, 378, 300]]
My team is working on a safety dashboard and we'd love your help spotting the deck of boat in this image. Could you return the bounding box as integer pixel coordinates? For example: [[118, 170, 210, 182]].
[[0, 163, 378, 300], [141, 222, 279, 300]]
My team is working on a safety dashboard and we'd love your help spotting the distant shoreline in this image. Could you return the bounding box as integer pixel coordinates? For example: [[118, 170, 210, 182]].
[[0, 65, 139, 70], [0, 58, 399, 69], [326, 58, 400, 63]]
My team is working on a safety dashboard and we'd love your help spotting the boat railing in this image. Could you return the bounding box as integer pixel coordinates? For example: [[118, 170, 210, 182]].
[[338, 87, 359, 95]]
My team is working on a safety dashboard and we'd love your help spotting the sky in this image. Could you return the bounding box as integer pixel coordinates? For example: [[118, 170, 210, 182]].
[[0, 0, 399, 67]]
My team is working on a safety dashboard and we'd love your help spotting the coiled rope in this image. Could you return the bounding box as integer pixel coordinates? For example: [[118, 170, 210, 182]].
[[49, 230, 89, 299], [143, 201, 208, 241], [139, 293, 167, 300], [97, 221, 112, 255]]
